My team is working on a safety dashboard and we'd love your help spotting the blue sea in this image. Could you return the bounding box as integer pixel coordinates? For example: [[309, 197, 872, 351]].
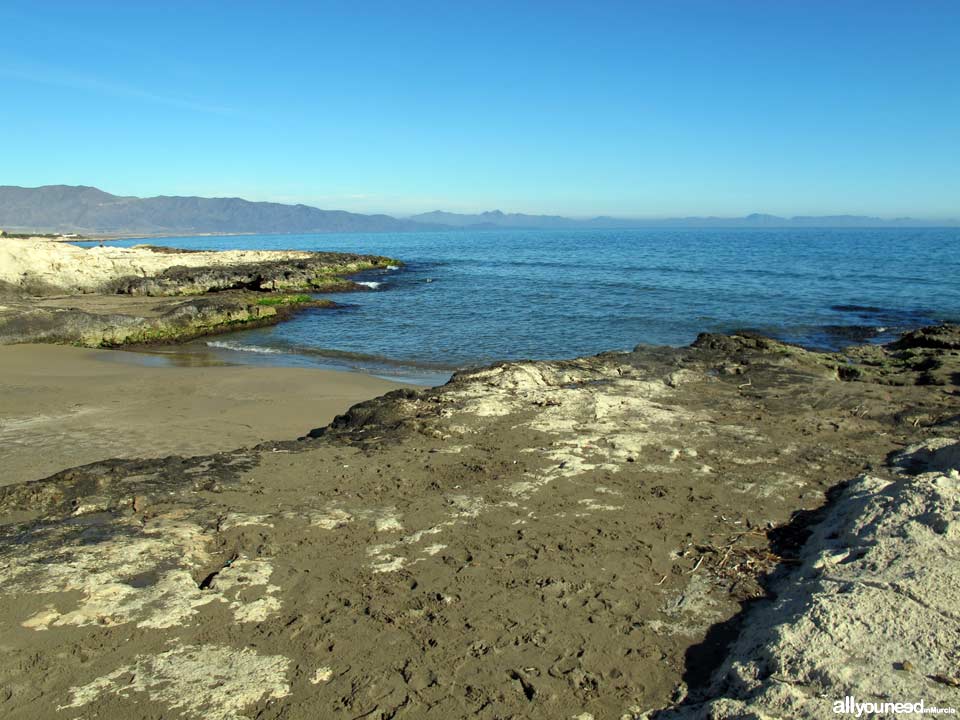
[[82, 228, 960, 384]]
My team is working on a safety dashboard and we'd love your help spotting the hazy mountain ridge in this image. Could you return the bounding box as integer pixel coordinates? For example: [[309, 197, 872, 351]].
[[0, 185, 429, 234], [411, 209, 959, 229], [1, 185, 955, 234]]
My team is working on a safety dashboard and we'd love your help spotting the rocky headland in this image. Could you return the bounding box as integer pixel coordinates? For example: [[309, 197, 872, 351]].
[[0, 237, 400, 346], [0, 325, 957, 719]]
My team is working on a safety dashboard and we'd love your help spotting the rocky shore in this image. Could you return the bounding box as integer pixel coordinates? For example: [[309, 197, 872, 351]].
[[0, 237, 400, 346], [0, 325, 957, 719], [648, 437, 960, 719]]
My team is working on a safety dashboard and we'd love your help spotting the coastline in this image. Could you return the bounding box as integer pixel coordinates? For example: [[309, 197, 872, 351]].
[[0, 343, 408, 485], [2, 231, 958, 719], [0, 237, 402, 348], [5, 3, 958, 717], [0, 326, 956, 718]]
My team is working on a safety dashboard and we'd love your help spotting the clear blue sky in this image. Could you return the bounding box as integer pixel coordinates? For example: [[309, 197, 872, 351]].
[[2, 1, 958, 218]]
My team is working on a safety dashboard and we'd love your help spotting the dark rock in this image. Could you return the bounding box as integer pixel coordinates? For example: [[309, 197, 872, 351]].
[[890, 324, 960, 351]]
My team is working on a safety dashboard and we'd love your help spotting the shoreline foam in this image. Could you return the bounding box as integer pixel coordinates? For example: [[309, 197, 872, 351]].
[[0, 237, 402, 347]]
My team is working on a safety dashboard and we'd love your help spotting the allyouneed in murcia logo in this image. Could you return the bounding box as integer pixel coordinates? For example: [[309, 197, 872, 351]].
[[833, 696, 957, 716]]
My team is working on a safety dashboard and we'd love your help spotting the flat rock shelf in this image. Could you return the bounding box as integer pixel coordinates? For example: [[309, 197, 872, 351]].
[[0, 325, 957, 719], [0, 237, 401, 346]]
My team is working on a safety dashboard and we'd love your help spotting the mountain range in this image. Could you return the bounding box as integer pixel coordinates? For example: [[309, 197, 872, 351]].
[[0, 185, 427, 234], [1, 185, 955, 234], [410, 209, 958, 229]]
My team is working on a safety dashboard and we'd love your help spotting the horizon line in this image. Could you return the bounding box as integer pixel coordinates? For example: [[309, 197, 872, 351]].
[[3, 183, 958, 224]]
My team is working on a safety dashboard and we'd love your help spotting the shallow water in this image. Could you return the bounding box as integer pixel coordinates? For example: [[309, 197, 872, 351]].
[[82, 228, 960, 383]]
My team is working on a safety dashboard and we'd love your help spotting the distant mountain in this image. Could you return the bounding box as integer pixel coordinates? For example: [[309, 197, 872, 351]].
[[0, 185, 431, 234], [411, 209, 589, 230], [411, 209, 959, 229], [1, 185, 955, 235]]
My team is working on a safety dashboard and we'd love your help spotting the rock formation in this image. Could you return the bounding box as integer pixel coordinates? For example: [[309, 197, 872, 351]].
[[0, 327, 956, 719], [0, 238, 400, 346]]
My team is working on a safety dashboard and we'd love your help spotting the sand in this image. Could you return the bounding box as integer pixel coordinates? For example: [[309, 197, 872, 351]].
[[0, 329, 956, 719], [11, 234, 954, 717], [0, 344, 407, 485]]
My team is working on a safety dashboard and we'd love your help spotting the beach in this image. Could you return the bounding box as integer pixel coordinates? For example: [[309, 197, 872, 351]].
[[1, 323, 957, 719], [0, 344, 406, 485], [4, 3, 958, 715], [0, 237, 957, 719]]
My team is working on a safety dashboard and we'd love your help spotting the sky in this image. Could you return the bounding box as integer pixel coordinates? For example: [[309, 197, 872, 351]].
[[1, 1, 958, 219]]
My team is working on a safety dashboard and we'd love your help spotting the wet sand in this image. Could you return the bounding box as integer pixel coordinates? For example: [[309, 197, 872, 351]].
[[0, 344, 408, 485]]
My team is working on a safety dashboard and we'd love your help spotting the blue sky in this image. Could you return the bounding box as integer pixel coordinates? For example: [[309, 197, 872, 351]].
[[2, 1, 958, 218]]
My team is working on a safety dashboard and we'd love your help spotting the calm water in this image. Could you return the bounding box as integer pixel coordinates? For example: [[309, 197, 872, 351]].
[[83, 228, 960, 384]]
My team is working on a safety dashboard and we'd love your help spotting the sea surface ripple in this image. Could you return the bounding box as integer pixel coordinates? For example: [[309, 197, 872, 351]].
[[82, 228, 960, 383]]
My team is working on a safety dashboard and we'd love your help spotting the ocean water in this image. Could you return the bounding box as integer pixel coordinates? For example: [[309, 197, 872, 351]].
[[82, 228, 960, 384]]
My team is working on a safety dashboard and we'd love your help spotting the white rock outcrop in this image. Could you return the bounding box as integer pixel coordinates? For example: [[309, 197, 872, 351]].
[[0, 237, 312, 294], [647, 438, 960, 719]]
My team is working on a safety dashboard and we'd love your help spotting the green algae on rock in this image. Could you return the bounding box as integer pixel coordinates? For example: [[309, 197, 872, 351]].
[[0, 237, 401, 296], [102, 254, 401, 296], [0, 292, 338, 348], [255, 293, 315, 306], [0, 238, 402, 347]]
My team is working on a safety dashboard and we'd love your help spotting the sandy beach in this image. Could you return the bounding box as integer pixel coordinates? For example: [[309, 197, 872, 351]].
[[0, 344, 406, 485], [0, 234, 957, 719], [4, 4, 958, 714]]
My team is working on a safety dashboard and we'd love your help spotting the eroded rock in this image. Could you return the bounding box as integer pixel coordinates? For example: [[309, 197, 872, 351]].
[[646, 438, 960, 719], [0, 237, 401, 346], [0, 328, 957, 719]]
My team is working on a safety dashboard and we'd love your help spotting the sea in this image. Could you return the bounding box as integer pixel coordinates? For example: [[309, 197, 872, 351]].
[[79, 228, 960, 385]]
